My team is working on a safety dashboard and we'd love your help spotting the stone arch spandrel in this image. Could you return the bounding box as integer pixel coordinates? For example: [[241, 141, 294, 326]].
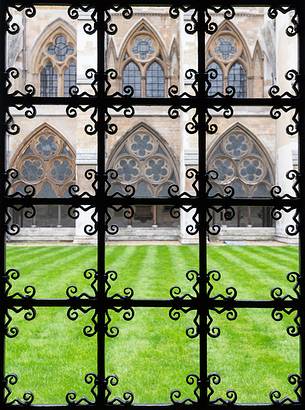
[[107, 123, 179, 197], [10, 123, 76, 198], [207, 123, 274, 198], [31, 18, 76, 74]]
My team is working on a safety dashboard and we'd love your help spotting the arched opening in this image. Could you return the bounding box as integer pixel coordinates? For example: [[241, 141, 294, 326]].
[[208, 124, 275, 228], [107, 124, 179, 229], [10, 124, 76, 230], [206, 21, 251, 97], [32, 20, 77, 97], [119, 19, 168, 97]]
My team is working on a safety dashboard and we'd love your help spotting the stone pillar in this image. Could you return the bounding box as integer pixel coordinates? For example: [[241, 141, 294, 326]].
[[180, 11, 199, 244], [74, 13, 97, 243], [274, 12, 298, 243]]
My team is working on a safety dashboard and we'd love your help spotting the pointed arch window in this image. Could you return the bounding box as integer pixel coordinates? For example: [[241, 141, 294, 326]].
[[121, 28, 166, 97], [122, 61, 141, 97], [38, 31, 76, 97], [146, 62, 165, 97], [10, 126, 76, 228], [107, 126, 179, 227], [206, 25, 249, 97], [208, 127, 274, 227]]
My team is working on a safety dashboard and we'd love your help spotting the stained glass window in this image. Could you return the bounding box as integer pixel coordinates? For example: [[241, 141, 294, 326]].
[[214, 36, 237, 60], [228, 62, 247, 98], [40, 62, 58, 97], [146, 62, 165, 97], [64, 61, 77, 96], [132, 36, 154, 60], [47, 35, 74, 62], [207, 62, 223, 96], [123, 61, 141, 97]]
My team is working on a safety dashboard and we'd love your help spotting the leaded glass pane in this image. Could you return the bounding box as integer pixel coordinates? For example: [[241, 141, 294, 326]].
[[64, 61, 77, 96], [21, 158, 44, 182], [214, 36, 237, 60], [123, 61, 141, 97], [132, 36, 154, 60], [40, 62, 58, 97], [228, 62, 247, 98], [146, 62, 165, 97], [207, 62, 223, 96], [48, 35, 74, 62], [50, 159, 73, 182], [36, 135, 58, 158]]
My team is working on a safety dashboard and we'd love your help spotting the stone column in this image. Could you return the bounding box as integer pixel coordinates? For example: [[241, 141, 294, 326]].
[[274, 12, 298, 243]]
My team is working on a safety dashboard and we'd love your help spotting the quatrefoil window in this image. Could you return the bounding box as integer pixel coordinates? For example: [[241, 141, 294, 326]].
[[214, 36, 237, 61], [108, 127, 178, 197], [224, 133, 250, 158], [145, 158, 169, 182], [208, 128, 273, 198], [11, 126, 76, 198], [132, 36, 155, 60], [116, 158, 140, 183], [239, 157, 264, 183], [36, 135, 58, 158], [21, 159, 44, 182], [130, 134, 154, 158], [47, 35, 74, 62]]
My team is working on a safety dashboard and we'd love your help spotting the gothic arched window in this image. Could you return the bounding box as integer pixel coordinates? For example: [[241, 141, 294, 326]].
[[146, 62, 165, 97], [10, 125, 76, 228], [207, 126, 274, 227], [107, 125, 179, 227], [38, 31, 76, 97], [206, 22, 249, 97], [122, 61, 141, 97], [120, 24, 167, 97]]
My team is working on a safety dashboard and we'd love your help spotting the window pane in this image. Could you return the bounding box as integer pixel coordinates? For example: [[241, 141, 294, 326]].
[[228, 62, 247, 98], [146, 62, 165, 97], [64, 61, 77, 96], [207, 62, 223, 96], [40, 62, 58, 97], [48, 35, 74, 62], [122, 61, 141, 97]]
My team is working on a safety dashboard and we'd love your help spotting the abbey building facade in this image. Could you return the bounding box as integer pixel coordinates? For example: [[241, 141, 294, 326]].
[[7, 6, 298, 243]]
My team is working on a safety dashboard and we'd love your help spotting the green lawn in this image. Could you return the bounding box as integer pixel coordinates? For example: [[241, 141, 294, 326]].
[[5, 245, 299, 405]]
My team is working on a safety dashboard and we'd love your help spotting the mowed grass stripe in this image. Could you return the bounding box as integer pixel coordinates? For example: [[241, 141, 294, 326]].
[[3, 245, 300, 405], [252, 246, 298, 271], [208, 246, 278, 299]]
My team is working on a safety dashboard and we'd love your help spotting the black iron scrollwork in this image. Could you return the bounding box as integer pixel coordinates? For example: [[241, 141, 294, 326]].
[[105, 270, 134, 338], [205, 7, 235, 34], [4, 268, 36, 338], [6, 68, 36, 97], [170, 374, 200, 404], [270, 106, 298, 136], [66, 373, 97, 405], [271, 272, 300, 337], [270, 374, 301, 404], [68, 169, 134, 236], [169, 269, 237, 339], [68, 5, 97, 35], [4, 374, 34, 405], [208, 373, 237, 404], [268, 6, 298, 37], [169, 6, 197, 35], [268, 70, 299, 99], [6, 5, 36, 35], [5, 169, 36, 236], [66, 268, 97, 337], [271, 170, 300, 236], [105, 375, 134, 405]]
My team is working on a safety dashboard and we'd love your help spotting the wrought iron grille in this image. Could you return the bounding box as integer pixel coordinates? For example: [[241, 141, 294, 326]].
[[0, 0, 303, 408]]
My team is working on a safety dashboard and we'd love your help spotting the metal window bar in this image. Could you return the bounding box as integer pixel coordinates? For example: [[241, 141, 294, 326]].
[[0, 0, 303, 409]]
